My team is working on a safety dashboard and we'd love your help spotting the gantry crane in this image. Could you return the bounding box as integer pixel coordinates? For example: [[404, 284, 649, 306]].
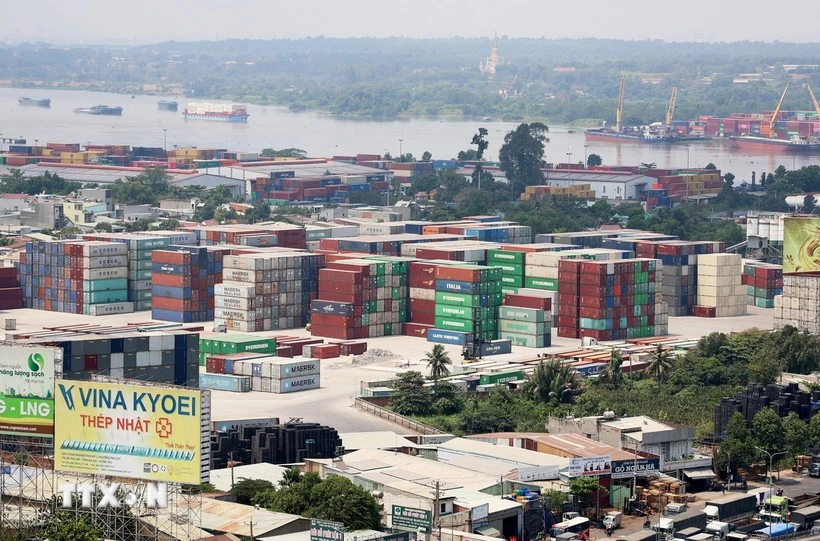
[[808, 83, 820, 120], [665, 87, 678, 126], [615, 75, 626, 132], [769, 82, 791, 138]]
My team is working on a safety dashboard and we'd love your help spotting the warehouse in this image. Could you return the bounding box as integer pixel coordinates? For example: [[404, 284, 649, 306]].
[[541, 170, 651, 200]]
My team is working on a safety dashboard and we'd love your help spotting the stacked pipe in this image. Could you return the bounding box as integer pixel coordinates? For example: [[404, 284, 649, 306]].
[[742, 260, 783, 308], [151, 246, 228, 323], [20, 240, 132, 315], [215, 252, 323, 332], [557, 258, 667, 340]]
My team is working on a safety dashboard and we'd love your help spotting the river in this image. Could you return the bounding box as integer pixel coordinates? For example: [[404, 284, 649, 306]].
[[2, 87, 819, 182]]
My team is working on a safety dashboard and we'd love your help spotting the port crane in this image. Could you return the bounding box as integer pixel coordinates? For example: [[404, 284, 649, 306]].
[[665, 87, 678, 126], [769, 82, 791, 138], [807, 83, 820, 120], [615, 75, 626, 132]]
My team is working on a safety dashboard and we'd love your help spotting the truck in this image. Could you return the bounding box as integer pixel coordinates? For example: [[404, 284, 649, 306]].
[[788, 492, 820, 511], [729, 517, 766, 534], [674, 527, 703, 540], [747, 488, 773, 508], [753, 523, 795, 539], [656, 511, 708, 541], [705, 494, 758, 522], [788, 505, 820, 530], [666, 503, 689, 516], [705, 521, 729, 541], [760, 493, 820, 523], [616, 530, 659, 541], [603, 512, 623, 530]]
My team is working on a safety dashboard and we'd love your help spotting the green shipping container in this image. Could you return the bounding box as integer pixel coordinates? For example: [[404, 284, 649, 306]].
[[434, 316, 497, 333], [129, 258, 154, 271], [479, 370, 525, 385], [501, 274, 524, 287], [434, 304, 495, 319], [501, 286, 519, 295], [436, 291, 484, 308], [128, 269, 153, 281], [129, 289, 153, 302], [499, 306, 546, 323], [494, 262, 524, 275], [499, 331, 551, 348], [524, 276, 558, 290], [487, 249, 526, 266], [755, 297, 775, 308], [499, 320, 549, 335], [82, 289, 128, 304], [82, 278, 128, 292]]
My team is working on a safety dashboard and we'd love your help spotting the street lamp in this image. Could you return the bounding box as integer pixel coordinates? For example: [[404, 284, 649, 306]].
[[686, 144, 691, 169], [755, 446, 788, 487], [163, 128, 167, 152], [583, 144, 589, 169], [398, 139, 403, 161], [566, 152, 573, 167]]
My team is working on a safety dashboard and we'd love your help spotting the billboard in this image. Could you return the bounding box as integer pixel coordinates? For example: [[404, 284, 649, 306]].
[[54, 380, 205, 484], [568, 455, 612, 477], [611, 458, 660, 479], [310, 519, 345, 541], [392, 505, 432, 533], [783, 216, 820, 274], [0, 344, 58, 437]]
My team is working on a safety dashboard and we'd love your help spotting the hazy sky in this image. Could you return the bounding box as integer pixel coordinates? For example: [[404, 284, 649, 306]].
[[5, 0, 820, 44]]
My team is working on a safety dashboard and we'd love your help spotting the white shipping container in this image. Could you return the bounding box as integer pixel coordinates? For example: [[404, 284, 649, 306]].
[[215, 296, 257, 310], [82, 255, 129, 269], [81, 267, 127, 280], [136, 351, 150, 367], [215, 282, 257, 298], [80, 242, 128, 257], [270, 358, 320, 378], [214, 308, 256, 321], [409, 287, 436, 301], [87, 302, 134, 316], [272, 374, 321, 393]]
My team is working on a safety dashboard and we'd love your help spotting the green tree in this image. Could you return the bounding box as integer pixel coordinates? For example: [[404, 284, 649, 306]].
[[232, 478, 275, 505], [425, 344, 452, 395], [705, 163, 717, 170], [390, 371, 432, 416], [280, 467, 303, 488], [457, 149, 478, 161], [598, 349, 624, 387], [93, 221, 113, 232], [803, 194, 816, 214], [568, 476, 606, 511], [43, 514, 103, 541], [524, 360, 581, 404], [645, 345, 674, 382], [810, 414, 820, 447], [260, 148, 308, 159], [752, 408, 786, 475], [717, 412, 753, 475], [587, 153, 603, 167], [246, 202, 272, 224], [498, 122, 549, 198], [783, 411, 810, 466], [432, 380, 464, 415], [422, 150, 432, 162]]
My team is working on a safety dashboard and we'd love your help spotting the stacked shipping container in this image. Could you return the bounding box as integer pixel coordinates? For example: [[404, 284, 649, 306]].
[[20, 240, 132, 315], [774, 276, 820, 334], [0, 267, 23, 309], [557, 258, 668, 340], [695, 253, 747, 317], [404, 260, 438, 339], [151, 246, 228, 322], [231, 356, 320, 393], [742, 260, 783, 308], [498, 305, 551, 348], [524, 248, 630, 292], [430, 264, 503, 344]]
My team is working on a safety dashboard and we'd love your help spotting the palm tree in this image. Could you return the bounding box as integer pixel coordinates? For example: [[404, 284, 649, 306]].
[[599, 349, 624, 387], [645, 344, 674, 382], [425, 344, 452, 395], [524, 359, 581, 404]]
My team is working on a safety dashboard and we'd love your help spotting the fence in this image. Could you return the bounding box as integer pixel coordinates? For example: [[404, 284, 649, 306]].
[[353, 397, 444, 435]]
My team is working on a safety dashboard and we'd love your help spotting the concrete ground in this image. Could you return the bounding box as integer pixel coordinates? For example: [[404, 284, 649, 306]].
[[0, 305, 776, 432]]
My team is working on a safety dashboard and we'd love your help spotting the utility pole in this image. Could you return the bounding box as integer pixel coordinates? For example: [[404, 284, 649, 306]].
[[230, 451, 235, 490], [583, 144, 589, 169], [163, 128, 168, 152], [432, 480, 441, 541], [245, 518, 257, 541]]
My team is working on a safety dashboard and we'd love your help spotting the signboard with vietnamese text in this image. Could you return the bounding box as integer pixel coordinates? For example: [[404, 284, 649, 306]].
[[0, 344, 58, 438], [54, 380, 207, 484], [392, 505, 432, 533], [310, 519, 345, 541], [611, 458, 660, 479], [568, 455, 612, 477]]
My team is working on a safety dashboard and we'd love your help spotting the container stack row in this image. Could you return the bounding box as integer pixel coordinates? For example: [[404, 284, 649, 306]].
[[83, 233, 172, 311], [199, 334, 278, 366], [188, 224, 307, 249], [404, 260, 438, 339], [694, 253, 747, 318], [774, 275, 820, 334], [498, 304, 552, 348], [233, 357, 321, 393], [523, 248, 630, 293], [151, 246, 228, 323], [428, 264, 503, 344], [215, 252, 323, 332], [310, 257, 409, 340], [20, 240, 133, 315], [488, 249, 526, 292], [742, 260, 783, 308], [557, 258, 667, 340], [251, 172, 349, 205], [0, 266, 23, 309]]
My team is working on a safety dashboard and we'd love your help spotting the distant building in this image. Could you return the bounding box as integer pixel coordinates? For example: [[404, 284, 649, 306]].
[[480, 34, 503, 77]]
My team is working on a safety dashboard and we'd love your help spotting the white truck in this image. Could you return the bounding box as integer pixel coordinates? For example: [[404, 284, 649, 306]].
[[603, 512, 623, 530], [705, 521, 729, 541], [656, 511, 708, 541]]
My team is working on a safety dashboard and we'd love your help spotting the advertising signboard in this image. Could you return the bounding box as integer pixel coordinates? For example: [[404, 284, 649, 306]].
[[611, 458, 661, 479], [310, 519, 345, 541], [392, 505, 432, 533], [783, 216, 820, 274], [0, 344, 57, 437], [568, 455, 612, 477], [54, 380, 205, 484]]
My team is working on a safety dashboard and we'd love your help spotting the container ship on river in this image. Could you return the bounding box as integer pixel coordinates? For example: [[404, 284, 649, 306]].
[[18, 97, 51, 107], [74, 105, 123, 116], [182, 102, 249, 122], [157, 100, 178, 111]]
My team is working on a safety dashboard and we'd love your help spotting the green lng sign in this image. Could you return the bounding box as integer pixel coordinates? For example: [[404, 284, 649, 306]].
[[0, 345, 57, 437], [392, 505, 432, 533]]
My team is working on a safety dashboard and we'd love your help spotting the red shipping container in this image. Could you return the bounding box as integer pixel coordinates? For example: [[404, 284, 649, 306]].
[[311, 312, 360, 328], [152, 251, 191, 265], [403, 322, 433, 338], [503, 294, 551, 311], [319, 268, 363, 283], [409, 311, 436, 326], [410, 261, 439, 277], [312, 344, 341, 359], [409, 275, 436, 289], [409, 299, 435, 312], [276, 346, 294, 358], [152, 297, 195, 312], [435, 265, 482, 282]]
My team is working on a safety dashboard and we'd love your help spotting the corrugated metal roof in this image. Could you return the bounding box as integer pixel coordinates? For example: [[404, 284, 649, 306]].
[[2, 164, 199, 184], [208, 463, 289, 492], [543, 171, 651, 183], [184, 498, 306, 538], [339, 431, 420, 451], [237, 160, 390, 177]]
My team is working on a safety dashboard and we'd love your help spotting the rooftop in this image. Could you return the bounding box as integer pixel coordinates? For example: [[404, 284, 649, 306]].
[[230, 160, 390, 178], [180, 498, 307, 538], [339, 431, 420, 451], [208, 462, 290, 492], [469, 432, 634, 460], [542, 170, 652, 183]]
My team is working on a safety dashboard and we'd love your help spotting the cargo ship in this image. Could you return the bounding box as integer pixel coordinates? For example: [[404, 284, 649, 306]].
[[182, 102, 249, 122], [157, 100, 178, 111], [74, 105, 123, 116], [584, 127, 678, 143], [729, 135, 820, 153], [18, 97, 51, 107]]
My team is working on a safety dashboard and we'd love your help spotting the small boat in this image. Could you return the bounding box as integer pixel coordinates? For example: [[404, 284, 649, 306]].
[[18, 97, 51, 107], [567, 129, 576, 134], [74, 105, 123, 116], [157, 100, 179, 111]]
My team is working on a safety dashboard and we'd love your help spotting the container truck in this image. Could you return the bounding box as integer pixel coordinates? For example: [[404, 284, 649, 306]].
[[603, 512, 623, 530], [666, 503, 689, 516], [704, 494, 758, 522], [760, 493, 820, 523], [674, 527, 703, 540], [754, 523, 795, 539], [729, 517, 765, 534], [705, 521, 729, 541], [616, 531, 658, 541], [788, 505, 820, 530], [656, 511, 708, 541]]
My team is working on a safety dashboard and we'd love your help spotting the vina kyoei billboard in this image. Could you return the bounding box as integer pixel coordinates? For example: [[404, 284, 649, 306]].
[[54, 380, 208, 484], [783, 216, 820, 274], [0, 344, 58, 437]]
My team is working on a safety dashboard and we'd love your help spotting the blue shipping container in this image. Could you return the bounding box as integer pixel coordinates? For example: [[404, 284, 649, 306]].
[[199, 373, 251, 392], [427, 329, 469, 346], [435, 279, 478, 294]]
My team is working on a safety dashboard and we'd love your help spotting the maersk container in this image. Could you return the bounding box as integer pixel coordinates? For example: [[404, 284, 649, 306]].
[[427, 328, 469, 346], [265, 358, 320, 378], [271, 374, 320, 393], [199, 373, 251, 392]]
